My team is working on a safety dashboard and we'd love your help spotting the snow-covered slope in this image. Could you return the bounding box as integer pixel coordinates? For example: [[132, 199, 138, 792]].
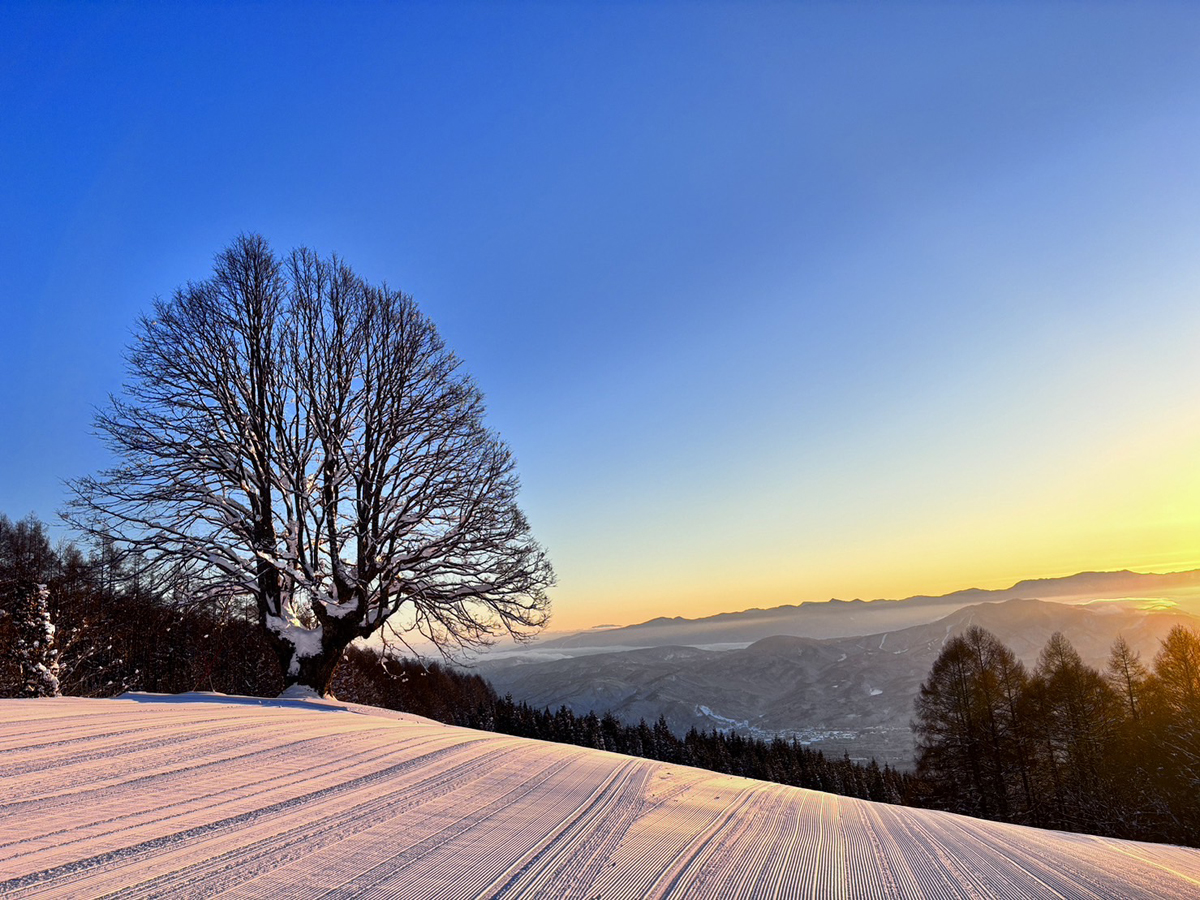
[[2, 695, 1198, 899]]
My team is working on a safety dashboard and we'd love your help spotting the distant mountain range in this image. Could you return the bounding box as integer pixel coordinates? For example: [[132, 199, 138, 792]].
[[474, 570, 1200, 767], [540, 569, 1200, 650]]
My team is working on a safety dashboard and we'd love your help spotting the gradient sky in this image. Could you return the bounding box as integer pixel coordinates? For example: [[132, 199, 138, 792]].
[[4, 2, 1200, 633]]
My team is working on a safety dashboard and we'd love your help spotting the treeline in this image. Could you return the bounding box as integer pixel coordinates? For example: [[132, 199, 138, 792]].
[[2, 514, 912, 808], [331, 645, 916, 805], [914, 624, 1200, 846], [0, 514, 282, 698]]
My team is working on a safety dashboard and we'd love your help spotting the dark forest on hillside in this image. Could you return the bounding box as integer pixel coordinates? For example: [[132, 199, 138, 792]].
[[914, 623, 1200, 846], [330, 646, 915, 806]]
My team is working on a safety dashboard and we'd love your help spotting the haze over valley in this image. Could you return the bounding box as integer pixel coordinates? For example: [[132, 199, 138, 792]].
[[474, 570, 1200, 765]]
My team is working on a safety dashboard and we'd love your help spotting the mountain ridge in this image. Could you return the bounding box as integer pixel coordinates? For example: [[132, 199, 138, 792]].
[[544, 568, 1200, 649]]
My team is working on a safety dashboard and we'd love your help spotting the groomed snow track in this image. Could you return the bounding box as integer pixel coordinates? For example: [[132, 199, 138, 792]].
[[1, 696, 1198, 899]]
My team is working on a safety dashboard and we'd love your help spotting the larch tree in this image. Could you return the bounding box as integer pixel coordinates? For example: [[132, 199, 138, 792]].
[[1150, 625, 1200, 801], [1153, 625, 1200, 724], [1106, 635, 1149, 723], [68, 235, 553, 695], [1031, 632, 1119, 830], [913, 625, 1027, 819]]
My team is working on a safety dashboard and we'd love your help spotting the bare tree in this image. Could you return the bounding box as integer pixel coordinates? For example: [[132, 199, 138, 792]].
[[913, 626, 1028, 820], [68, 235, 553, 694], [1106, 635, 1149, 723], [1152, 624, 1200, 722]]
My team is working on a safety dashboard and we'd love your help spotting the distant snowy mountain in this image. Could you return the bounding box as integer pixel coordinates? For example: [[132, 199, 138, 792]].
[[480, 597, 1200, 766], [539, 569, 1200, 650], [3, 694, 1199, 898]]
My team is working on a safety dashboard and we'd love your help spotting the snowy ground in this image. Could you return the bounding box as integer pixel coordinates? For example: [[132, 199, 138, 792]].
[[2, 695, 1198, 899]]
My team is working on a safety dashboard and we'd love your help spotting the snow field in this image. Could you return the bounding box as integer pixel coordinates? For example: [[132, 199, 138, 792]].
[[1, 696, 1198, 899]]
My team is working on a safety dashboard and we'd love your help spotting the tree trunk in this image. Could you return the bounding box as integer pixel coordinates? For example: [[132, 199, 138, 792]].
[[269, 616, 361, 696]]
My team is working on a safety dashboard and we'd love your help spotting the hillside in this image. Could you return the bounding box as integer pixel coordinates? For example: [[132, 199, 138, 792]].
[[2, 695, 1199, 899], [481, 598, 1200, 765]]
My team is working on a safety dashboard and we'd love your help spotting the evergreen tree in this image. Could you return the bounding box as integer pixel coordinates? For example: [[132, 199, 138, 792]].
[[11, 583, 60, 698]]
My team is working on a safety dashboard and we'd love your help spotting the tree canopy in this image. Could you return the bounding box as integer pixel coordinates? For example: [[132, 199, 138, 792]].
[[68, 235, 553, 692]]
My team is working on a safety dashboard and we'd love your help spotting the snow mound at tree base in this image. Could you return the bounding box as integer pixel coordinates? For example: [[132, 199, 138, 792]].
[[2, 695, 1198, 899], [277, 683, 327, 701]]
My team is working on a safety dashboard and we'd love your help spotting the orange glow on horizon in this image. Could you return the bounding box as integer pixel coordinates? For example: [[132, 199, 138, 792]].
[[540, 417, 1200, 634], [546, 552, 1200, 634]]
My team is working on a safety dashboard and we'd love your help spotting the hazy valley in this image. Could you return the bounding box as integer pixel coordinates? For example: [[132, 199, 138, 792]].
[[475, 571, 1200, 766]]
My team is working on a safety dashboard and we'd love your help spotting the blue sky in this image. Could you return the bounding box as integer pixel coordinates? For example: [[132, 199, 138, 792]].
[[5, 2, 1200, 631]]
